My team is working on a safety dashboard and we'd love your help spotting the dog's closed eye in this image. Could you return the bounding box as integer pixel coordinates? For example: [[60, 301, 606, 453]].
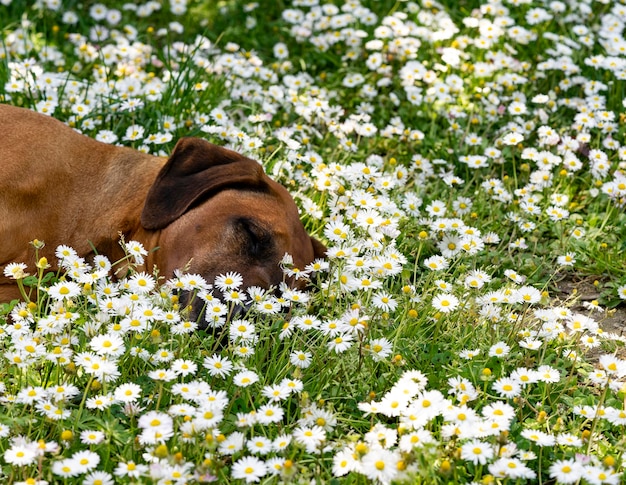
[[234, 217, 275, 260]]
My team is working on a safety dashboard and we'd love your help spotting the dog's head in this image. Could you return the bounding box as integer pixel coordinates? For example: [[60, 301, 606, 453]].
[[140, 138, 325, 317]]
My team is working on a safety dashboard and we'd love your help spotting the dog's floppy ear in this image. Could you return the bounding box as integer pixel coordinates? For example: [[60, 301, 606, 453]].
[[141, 138, 267, 230]]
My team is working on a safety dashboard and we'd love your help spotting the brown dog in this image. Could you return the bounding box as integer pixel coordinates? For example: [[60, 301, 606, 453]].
[[0, 104, 325, 311]]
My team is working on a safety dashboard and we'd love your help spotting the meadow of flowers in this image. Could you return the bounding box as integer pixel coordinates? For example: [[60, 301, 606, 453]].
[[1, 0, 626, 483]]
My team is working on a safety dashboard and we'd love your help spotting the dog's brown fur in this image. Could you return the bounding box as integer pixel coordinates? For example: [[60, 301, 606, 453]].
[[0, 104, 325, 303]]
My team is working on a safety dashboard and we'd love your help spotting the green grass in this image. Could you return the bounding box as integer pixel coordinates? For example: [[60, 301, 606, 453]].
[[1, 0, 626, 484]]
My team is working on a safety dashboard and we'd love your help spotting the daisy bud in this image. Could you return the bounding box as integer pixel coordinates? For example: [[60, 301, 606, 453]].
[[154, 444, 168, 458], [31, 239, 45, 249]]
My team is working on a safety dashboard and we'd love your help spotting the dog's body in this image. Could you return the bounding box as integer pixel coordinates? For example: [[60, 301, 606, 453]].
[[0, 104, 324, 305]]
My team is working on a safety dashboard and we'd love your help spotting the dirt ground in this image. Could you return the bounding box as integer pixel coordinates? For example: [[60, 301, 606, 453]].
[[555, 275, 626, 358]]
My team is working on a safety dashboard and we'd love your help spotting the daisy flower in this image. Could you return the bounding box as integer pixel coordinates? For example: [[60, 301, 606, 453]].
[[599, 354, 626, 376], [4, 443, 37, 466], [127, 272, 156, 293], [16, 386, 46, 405], [80, 430, 105, 445], [124, 241, 148, 264], [55, 244, 78, 261], [256, 298, 282, 314], [360, 448, 401, 484], [504, 269, 526, 284], [170, 358, 197, 377], [488, 341, 510, 358], [148, 369, 177, 382], [460, 439, 494, 465], [48, 281, 82, 301], [333, 446, 360, 477], [425, 200, 447, 217], [256, 404, 285, 425], [231, 456, 268, 483], [69, 450, 101, 473], [83, 471, 115, 485], [123, 124, 145, 141], [557, 252, 576, 266], [501, 132, 525, 146], [80, 355, 119, 382], [555, 433, 583, 447], [369, 338, 393, 362], [459, 348, 481, 359], [218, 432, 245, 455], [514, 286, 542, 304], [365, 423, 398, 449], [492, 377, 522, 399], [52, 459, 82, 478], [246, 436, 274, 458], [432, 293, 459, 313], [327, 333, 354, 353], [583, 465, 620, 485], [266, 457, 287, 475], [371, 291, 397, 311], [408, 390, 448, 421], [305, 258, 330, 273], [261, 384, 291, 402], [193, 406, 224, 430], [548, 459, 584, 484], [510, 367, 540, 386], [281, 377, 303, 394], [86, 394, 115, 410], [521, 429, 556, 447], [230, 319, 256, 341], [3, 262, 30, 279], [272, 434, 292, 452], [398, 429, 435, 452], [234, 344, 255, 359], [137, 411, 174, 432], [604, 407, 626, 426], [290, 350, 312, 369], [536, 365, 561, 383], [175, 273, 209, 292], [113, 383, 142, 403], [233, 370, 259, 387], [113, 461, 148, 479], [293, 425, 326, 453], [423, 255, 449, 271], [489, 457, 536, 480], [89, 332, 125, 357], [214, 271, 243, 291], [223, 288, 248, 304]]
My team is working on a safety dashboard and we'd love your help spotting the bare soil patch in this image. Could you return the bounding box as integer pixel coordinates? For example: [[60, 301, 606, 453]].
[[555, 274, 626, 359]]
